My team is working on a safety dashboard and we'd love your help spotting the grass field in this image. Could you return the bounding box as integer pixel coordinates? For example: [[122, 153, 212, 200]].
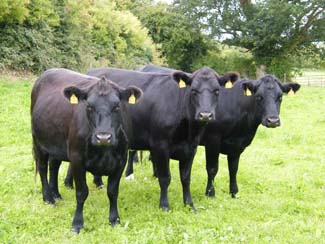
[[0, 76, 324, 243]]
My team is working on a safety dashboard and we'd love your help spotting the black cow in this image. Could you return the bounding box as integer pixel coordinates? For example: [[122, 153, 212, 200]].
[[138, 64, 301, 198], [31, 68, 142, 233], [139, 64, 192, 76], [86, 67, 238, 211]]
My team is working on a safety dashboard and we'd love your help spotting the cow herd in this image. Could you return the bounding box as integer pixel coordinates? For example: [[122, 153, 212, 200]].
[[31, 64, 300, 233]]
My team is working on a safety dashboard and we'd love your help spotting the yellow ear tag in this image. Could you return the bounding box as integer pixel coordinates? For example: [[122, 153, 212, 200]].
[[179, 79, 186, 88], [245, 88, 252, 96], [288, 88, 295, 97], [225, 80, 233, 89], [128, 94, 136, 104], [70, 94, 78, 104]]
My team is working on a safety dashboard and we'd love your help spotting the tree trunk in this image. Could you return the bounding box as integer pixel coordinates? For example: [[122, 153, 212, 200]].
[[256, 64, 266, 79]]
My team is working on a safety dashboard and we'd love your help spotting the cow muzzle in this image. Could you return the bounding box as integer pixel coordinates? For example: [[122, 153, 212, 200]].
[[95, 133, 112, 145], [265, 117, 280, 128], [198, 112, 214, 122]]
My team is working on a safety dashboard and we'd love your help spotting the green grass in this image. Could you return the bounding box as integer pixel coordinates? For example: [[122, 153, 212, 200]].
[[0, 77, 324, 243]]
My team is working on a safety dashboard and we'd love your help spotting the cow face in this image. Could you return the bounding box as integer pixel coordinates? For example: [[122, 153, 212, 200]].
[[173, 67, 238, 122], [242, 75, 300, 128], [64, 78, 142, 146]]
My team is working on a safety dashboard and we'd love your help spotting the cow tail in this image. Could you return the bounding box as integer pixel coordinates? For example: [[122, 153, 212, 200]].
[[32, 139, 38, 193], [32, 134, 44, 194]]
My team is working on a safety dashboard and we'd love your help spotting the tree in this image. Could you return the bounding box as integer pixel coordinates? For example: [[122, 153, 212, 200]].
[[176, 0, 325, 77], [131, 2, 209, 72]]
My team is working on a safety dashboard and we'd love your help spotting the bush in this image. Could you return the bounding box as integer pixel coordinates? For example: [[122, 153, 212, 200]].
[[0, 0, 162, 74]]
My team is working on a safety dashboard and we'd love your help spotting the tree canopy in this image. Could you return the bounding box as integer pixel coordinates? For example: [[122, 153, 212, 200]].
[[176, 0, 325, 77]]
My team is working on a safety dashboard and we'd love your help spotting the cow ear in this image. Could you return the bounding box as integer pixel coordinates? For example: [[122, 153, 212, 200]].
[[218, 72, 239, 88], [63, 86, 88, 104], [120, 86, 143, 104], [172, 71, 192, 88], [281, 83, 301, 96], [242, 81, 256, 97]]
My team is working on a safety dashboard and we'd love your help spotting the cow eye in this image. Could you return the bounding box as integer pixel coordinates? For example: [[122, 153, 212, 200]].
[[214, 89, 220, 95], [113, 105, 120, 112], [278, 96, 282, 102]]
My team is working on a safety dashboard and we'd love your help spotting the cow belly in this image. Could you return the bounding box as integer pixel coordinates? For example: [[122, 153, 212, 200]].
[[39, 143, 68, 161], [220, 136, 252, 155], [170, 141, 197, 161]]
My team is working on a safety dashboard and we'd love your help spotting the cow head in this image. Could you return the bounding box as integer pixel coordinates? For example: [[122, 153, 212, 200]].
[[242, 75, 300, 128], [64, 77, 142, 146], [173, 67, 238, 122]]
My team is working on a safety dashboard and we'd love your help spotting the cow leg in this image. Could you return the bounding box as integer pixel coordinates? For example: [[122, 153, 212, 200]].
[[227, 154, 240, 198], [65, 165, 103, 189], [151, 143, 170, 211], [49, 159, 62, 199], [93, 175, 104, 189], [139, 151, 143, 163], [64, 164, 73, 189], [107, 165, 125, 226], [205, 144, 219, 197], [146, 153, 157, 177], [179, 158, 196, 212], [34, 143, 54, 204], [152, 159, 158, 178], [71, 165, 88, 234], [133, 151, 139, 163], [125, 150, 136, 178]]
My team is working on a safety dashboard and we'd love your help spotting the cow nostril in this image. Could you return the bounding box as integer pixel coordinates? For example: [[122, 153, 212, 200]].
[[267, 117, 280, 124], [199, 112, 213, 121], [96, 133, 112, 141]]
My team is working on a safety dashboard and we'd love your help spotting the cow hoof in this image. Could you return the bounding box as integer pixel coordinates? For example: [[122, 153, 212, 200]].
[[53, 194, 62, 200], [190, 205, 197, 214], [71, 227, 82, 234], [205, 188, 215, 198], [64, 182, 74, 189], [230, 193, 239, 198], [96, 184, 104, 189], [160, 206, 170, 212], [125, 174, 135, 180], [110, 218, 120, 227], [52, 192, 62, 199], [44, 197, 55, 205]]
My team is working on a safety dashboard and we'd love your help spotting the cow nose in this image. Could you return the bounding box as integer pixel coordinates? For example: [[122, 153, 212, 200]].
[[199, 112, 213, 121], [267, 117, 280, 127], [95, 133, 112, 144]]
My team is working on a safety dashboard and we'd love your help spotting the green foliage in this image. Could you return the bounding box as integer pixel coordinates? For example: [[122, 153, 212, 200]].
[[1, 74, 325, 243], [193, 43, 255, 77], [176, 0, 325, 77], [90, 0, 161, 69], [0, 0, 29, 24], [0, 24, 61, 72], [131, 2, 209, 72], [0, 0, 162, 73], [27, 0, 59, 26]]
